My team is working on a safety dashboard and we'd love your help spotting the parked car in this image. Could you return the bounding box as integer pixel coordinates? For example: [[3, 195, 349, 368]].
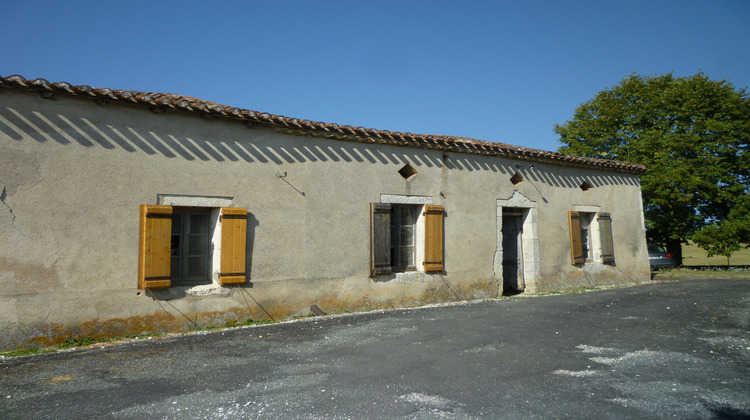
[[648, 244, 676, 270]]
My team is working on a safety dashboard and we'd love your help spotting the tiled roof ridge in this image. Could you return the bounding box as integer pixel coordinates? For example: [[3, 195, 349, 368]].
[[0, 74, 647, 174]]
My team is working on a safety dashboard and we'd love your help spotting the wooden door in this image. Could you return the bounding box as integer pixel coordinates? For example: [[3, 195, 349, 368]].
[[501, 212, 525, 294]]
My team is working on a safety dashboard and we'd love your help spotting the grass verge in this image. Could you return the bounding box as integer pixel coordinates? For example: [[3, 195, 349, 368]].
[[682, 241, 750, 266], [653, 267, 750, 280]]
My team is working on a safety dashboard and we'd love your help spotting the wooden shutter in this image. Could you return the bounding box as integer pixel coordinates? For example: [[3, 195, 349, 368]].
[[598, 213, 615, 264], [568, 211, 585, 265], [138, 205, 172, 289], [424, 205, 445, 272], [219, 207, 247, 285], [370, 203, 392, 275]]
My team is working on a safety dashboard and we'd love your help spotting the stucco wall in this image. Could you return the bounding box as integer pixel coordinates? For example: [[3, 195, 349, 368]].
[[0, 89, 650, 350]]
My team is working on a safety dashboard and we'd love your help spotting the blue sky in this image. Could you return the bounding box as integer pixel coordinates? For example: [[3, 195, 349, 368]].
[[2, 1, 749, 152]]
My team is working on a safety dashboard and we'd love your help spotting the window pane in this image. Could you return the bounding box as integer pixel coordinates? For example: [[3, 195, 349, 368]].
[[171, 213, 181, 257], [400, 206, 416, 225], [581, 230, 590, 259], [171, 214, 181, 234], [171, 256, 180, 278], [171, 236, 181, 257], [189, 214, 206, 234], [580, 213, 591, 259], [188, 236, 206, 255], [401, 226, 414, 246], [400, 245, 414, 267], [171, 208, 212, 283], [390, 204, 418, 270], [187, 257, 206, 277]]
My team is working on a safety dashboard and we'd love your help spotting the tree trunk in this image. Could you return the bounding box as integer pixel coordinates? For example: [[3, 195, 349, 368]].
[[666, 238, 683, 267]]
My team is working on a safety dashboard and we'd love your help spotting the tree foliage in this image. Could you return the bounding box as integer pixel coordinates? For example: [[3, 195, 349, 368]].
[[691, 194, 750, 263], [555, 73, 750, 264]]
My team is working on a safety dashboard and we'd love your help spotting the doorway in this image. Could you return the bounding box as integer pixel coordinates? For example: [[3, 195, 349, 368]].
[[501, 209, 525, 294], [495, 192, 539, 293]]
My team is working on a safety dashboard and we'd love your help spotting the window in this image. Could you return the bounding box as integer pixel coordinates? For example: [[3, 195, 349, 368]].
[[391, 205, 418, 270], [171, 208, 211, 285], [579, 212, 593, 260], [568, 211, 615, 265], [370, 202, 444, 275], [138, 205, 247, 289]]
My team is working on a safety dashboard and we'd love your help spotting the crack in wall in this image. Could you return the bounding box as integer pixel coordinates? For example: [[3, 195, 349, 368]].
[[0, 185, 16, 225]]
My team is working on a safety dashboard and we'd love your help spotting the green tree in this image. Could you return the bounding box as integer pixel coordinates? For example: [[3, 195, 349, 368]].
[[691, 224, 742, 265], [555, 73, 750, 265], [691, 194, 750, 265]]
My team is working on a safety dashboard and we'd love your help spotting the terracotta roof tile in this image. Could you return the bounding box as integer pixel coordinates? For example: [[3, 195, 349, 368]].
[[0, 74, 647, 174]]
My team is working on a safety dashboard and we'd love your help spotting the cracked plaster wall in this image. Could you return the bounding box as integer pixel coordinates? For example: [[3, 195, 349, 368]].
[[0, 89, 650, 350]]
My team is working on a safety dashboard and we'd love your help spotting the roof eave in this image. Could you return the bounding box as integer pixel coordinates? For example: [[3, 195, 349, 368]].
[[0, 74, 648, 175]]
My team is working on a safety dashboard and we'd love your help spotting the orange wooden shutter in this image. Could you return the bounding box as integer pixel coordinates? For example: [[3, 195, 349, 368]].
[[219, 207, 247, 285], [568, 211, 585, 264], [370, 203, 392, 276], [138, 205, 172, 289], [598, 213, 615, 264], [424, 205, 444, 272]]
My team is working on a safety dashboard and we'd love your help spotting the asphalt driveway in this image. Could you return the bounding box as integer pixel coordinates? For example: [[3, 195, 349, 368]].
[[2, 277, 749, 419]]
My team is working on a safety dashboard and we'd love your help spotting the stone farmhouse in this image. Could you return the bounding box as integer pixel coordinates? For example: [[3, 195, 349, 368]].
[[0, 75, 649, 350]]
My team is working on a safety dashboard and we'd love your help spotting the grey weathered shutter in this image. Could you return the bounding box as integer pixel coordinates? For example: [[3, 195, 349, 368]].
[[370, 203, 392, 275], [598, 213, 615, 264], [568, 211, 585, 264]]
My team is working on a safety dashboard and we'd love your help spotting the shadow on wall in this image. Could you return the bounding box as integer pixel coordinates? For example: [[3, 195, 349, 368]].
[[0, 105, 638, 189], [246, 212, 259, 279]]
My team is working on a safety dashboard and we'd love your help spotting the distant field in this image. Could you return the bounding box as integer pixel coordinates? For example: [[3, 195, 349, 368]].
[[682, 241, 750, 266]]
